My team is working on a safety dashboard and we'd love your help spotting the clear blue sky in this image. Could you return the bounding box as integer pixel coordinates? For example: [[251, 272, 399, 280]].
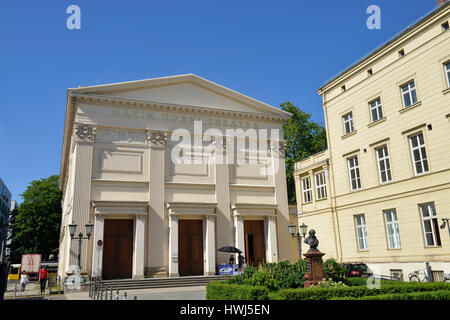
[[0, 0, 436, 202]]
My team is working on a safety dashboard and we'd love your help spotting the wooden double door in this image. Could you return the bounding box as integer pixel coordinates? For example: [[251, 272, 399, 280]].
[[244, 220, 266, 268], [178, 220, 204, 276], [102, 219, 134, 280]]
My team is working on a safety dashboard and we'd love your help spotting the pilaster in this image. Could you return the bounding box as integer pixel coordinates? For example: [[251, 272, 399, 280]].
[[68, 123, 96, 272], [147, 129, 168, 274]]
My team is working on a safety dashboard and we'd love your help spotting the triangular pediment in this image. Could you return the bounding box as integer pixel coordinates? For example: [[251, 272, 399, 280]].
[[69, 74, 290, 119]]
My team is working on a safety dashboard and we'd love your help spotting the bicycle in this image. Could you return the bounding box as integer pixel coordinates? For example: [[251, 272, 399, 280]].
[[408, 269, 430, 282]]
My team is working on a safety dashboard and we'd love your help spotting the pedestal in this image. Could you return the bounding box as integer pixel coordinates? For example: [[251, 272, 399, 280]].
[[303, 249, 327, 288]]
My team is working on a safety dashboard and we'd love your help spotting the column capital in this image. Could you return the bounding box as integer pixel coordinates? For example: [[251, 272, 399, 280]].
[[269, 140, 286, 158], [147, 129, 168, 148], [73, 123, 97, 143]]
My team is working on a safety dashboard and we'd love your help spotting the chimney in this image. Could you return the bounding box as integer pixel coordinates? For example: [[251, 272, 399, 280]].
[[437, 0, 447, 7]]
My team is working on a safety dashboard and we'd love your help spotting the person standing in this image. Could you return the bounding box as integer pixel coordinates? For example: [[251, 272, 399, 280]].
[[39, 267, 48, 294], [229, 254, 235, 265], [19, 271, 29, 296], [238, 253, 245, 272]]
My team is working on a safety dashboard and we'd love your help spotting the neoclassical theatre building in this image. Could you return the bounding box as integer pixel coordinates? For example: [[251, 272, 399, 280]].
[[57, 74, 291, 280]]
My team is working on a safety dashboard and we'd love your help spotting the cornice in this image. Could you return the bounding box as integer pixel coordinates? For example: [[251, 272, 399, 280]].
[[318, 2, 450, 95], [71, 93, 289, 123]]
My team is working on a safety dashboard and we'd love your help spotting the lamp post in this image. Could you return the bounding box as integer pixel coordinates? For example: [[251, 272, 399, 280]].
[[440, 218, 450, 237], [68, 221, 94, 281], [288, 223, 308, 261]]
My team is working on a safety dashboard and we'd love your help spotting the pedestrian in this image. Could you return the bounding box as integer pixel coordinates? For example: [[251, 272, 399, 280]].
[[229, 254, 235, 265], [238, 253, 245, 272], [19, 271, 29, 296], [39, 266, 48, 294]]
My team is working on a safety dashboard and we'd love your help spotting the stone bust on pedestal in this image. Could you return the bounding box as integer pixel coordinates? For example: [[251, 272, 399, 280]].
[[303, 229, 327, 288]]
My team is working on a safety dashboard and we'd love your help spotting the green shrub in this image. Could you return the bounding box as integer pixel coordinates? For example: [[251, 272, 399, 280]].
[[277, 282, 450, 300], [229, 260, 306, 289], [311, 279, 348, 288], [323, 258, 346, 282], [228, 266, 256, 285], [242, 270, 279, 291], [332, 290, 450, 300], [206, 281, 269, 300], [357, 290, 450, 300]]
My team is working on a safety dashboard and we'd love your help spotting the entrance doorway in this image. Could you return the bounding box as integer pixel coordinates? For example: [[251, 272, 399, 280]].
[[102, 219, 133, 280], [244, 220, 265, 268], [178, 219, 204, 276]]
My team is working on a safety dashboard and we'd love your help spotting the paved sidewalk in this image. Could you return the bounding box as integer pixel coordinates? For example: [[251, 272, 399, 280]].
[[65, 285, 206, 300]]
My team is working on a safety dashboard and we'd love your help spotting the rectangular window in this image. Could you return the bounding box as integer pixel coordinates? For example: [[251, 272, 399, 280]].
[[376, 145, 392, 183], [347, 156, 361, 191], [315, 172, 327, 200], [343, 112, 355, 135], [420, 203, 441, 247], [355, 214, 368, 250], [401, 81, 418, 107], [302, 177, 313, 203], [390, 269, 404, 281], [384, 209, 401, 249], [369, 97, 383, 122], [409, 133, 429, 175], [445, 62, 450, 88]]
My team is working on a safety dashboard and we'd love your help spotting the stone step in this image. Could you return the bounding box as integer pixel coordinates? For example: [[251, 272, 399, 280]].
[[97, 275, 232, 290]]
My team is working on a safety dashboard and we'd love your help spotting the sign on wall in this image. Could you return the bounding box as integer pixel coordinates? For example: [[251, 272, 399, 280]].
[[21, 254, 42, 273]]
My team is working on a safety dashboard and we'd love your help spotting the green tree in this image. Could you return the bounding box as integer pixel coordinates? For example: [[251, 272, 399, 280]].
[[281, 102, 327, 204], [9, 175, 62, 262]]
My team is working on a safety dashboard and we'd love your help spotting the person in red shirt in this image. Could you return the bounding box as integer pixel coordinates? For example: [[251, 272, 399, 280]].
[[39, 267, 48, 294]]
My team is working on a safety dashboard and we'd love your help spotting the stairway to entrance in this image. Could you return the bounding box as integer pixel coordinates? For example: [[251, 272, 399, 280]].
[[99, 275, 232, 290]]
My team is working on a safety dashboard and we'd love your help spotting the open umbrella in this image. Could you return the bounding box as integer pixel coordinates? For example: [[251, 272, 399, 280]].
[[217, 246, 242, 254]]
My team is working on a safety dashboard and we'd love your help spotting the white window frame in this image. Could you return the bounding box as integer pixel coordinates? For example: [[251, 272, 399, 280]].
[[384, 209, 401, 249], [343, 112, 355, 135], [445, 62, 450, 88], [301, 177, 313, 203], [355, 214, 369, 250], [369, 97, 383, 122], [376, 145, 392, 184], [409, 133, 429, 175], [420, 203, 441, 247], [401, 81, 418, 108], [315, 172, 327, 200], [347, 156, 361, 191]]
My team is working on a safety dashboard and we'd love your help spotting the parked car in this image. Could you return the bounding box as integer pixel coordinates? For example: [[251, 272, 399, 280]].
[[343, 263, 373, 277]]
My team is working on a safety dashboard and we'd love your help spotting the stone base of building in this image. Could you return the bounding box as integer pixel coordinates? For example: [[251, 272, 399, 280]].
[[365, 261, 450, 282], [64, 281, 90, 293], [145, 267, 167, 278]]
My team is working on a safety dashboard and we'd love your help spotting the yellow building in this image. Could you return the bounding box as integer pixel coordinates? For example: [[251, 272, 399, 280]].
[[294, 2, 450, 281]]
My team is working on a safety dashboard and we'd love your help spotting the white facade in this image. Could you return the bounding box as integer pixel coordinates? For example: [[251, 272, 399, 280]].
[[58, 74, 292, 280]]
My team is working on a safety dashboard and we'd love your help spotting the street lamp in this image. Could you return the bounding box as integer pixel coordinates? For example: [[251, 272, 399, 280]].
[[288, 223, 308, 260], [68, 221, 94, 281], [440, 218, 450, 237]]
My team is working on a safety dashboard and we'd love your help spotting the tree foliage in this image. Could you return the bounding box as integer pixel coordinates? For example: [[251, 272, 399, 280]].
[[281, 102, 327, 204], [8, 175, 62, 262]]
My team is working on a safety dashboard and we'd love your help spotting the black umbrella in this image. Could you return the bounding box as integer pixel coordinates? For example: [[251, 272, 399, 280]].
[[217, 246, 242, 254]]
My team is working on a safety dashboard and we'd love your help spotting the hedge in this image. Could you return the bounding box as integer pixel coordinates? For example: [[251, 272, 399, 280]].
[[331, 290, 450, 300], [277, 282, 450, 300], [206, 281, 269, 300]]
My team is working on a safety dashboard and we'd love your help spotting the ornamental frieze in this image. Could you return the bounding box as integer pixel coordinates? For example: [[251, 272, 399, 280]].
[[147, 130, 168, 147], [96, 128, 147, 145], [73, 123, 97, 142]]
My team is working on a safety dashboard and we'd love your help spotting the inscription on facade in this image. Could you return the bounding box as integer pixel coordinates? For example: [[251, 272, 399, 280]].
[[112, 107, 260, 129]]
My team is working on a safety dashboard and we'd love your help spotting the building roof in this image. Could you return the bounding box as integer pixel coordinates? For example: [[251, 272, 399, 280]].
[[318, 1, 450, 93]]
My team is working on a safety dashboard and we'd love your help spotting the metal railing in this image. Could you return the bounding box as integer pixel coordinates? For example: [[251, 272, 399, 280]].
[[89, 277, 137, 300]]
